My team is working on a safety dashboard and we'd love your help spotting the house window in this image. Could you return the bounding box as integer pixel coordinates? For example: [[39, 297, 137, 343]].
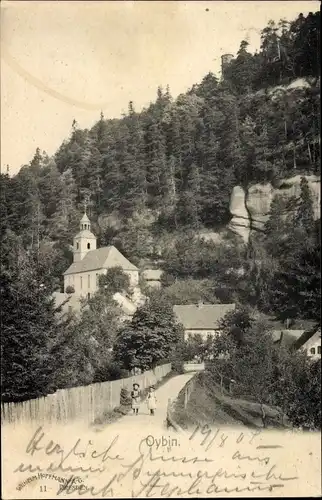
[[80, 276, 83, 289], [87, 243, 90, 249], [310, 347, 316, 355], [76, 242, 79, 250], [318, 346, 321, 354], [88, 274, 90, 288]]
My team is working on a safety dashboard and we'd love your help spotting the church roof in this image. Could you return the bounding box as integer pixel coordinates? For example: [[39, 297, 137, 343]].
[[74, 229, 96, 239], [80, 213, 90, 223], [64, 245, 138, 275]]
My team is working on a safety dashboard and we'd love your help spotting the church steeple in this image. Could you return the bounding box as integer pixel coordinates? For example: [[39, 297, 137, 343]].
[[73, 210, 97, 262]]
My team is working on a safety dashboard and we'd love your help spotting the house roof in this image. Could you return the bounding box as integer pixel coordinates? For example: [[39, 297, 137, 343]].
[[142, 269, 163, 280], [52, 292, 82, 312], [173, 303, 236, 330], [271, 330, 305, 347], [64, 245, 138, 275], [293, 326, 321, 350]]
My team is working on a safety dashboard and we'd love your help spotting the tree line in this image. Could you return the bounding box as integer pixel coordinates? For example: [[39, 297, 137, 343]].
[[1, 12, 320, 268], [1, 11, 320, 406]]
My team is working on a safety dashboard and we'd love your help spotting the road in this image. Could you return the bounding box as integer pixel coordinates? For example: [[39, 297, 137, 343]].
[[105, 371, 195, 433]]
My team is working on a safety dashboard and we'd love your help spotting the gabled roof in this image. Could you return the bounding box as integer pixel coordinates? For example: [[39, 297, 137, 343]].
[[64, 246, 138, 275], [293, 326, 321, 350], [271, 330, 305, 348], [173, 303, 236, 330], [52, 292, 82, 313]]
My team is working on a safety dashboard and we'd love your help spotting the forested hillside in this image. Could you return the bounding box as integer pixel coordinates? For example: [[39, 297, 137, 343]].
[[1, 12, 320, 299], [1, 12, 319, 245], [1, 11, 320, 403]]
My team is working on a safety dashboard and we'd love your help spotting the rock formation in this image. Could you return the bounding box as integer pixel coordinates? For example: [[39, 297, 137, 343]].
[[228, 175, 320, 244]]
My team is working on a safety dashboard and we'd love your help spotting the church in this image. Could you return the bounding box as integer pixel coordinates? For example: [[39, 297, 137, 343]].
[[53, 212, 145, 317]]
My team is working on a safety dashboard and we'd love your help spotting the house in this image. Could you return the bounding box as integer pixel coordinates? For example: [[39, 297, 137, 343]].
[[141, 269, 163, 288], [272, 326, 321, 360], [271, 330, 306, 349], [293, 327, 321, 360], [52, 290, 136, 322], [55, 211, 145, 317], [173, 303, 236, 341], [52, 291, 83, 316]]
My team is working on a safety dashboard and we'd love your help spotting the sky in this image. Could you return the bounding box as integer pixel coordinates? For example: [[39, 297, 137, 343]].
[[1, 0, 319, 175]]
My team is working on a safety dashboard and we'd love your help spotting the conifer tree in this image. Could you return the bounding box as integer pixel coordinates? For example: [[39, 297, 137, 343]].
[[1, 231, 73, 401], [294, 176, 315, 232]]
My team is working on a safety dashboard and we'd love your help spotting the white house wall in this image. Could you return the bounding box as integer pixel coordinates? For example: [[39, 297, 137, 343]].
[[303, 331, 321, 360]]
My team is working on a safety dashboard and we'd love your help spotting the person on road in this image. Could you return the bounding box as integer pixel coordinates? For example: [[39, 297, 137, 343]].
[[131, 383, 141, 415], [147, 386, 157, 416]]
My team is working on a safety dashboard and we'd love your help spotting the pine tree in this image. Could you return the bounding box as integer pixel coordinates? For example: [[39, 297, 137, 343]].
[[294, 176, 315, 232], [1, 231, 72, 401]]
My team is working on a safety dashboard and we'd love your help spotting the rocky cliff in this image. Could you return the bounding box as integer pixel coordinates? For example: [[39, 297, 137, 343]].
[[228, 175, 321, 244]]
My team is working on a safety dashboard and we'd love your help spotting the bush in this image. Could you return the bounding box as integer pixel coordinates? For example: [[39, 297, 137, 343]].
[[120, 387, 132, 406], [65, 285, 75, 294]]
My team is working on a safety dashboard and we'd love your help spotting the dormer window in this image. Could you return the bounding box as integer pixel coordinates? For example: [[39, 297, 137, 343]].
[[87, 243, 90, 249]]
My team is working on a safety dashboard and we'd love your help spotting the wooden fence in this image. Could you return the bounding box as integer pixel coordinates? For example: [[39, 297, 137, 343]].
[[1, 363, 172, 426]]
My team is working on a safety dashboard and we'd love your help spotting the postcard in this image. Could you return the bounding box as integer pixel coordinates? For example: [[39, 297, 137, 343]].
[[1, 1, 321, 498]]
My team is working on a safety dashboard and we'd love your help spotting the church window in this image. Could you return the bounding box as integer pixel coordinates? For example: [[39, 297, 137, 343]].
[[88, 275, 90, 288], [310, 347, 315, 354], [84, 224, 87, 230], [87, 293, 91, 300], [318, 346, 321, 354], [76, 242, 79, 250], [87, 243, 90, 249], [80, 276, 83, 289]]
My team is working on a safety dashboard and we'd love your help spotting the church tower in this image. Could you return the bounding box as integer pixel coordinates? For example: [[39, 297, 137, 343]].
[[73, 212, 97, 262]]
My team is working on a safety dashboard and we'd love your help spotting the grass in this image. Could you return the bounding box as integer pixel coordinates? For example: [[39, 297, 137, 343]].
[[171, 371, 291, 431], [92, 368, 182, 428]]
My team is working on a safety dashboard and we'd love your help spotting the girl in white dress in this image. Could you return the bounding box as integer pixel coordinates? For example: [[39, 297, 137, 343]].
[[147, 386, 157, 416]]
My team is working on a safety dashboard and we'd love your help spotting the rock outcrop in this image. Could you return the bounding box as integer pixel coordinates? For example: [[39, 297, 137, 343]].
[[228, 186, 251, 243], [228, 175, 320, 244]]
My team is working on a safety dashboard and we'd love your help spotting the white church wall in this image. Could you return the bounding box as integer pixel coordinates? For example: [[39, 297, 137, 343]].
[[64, 268, 139, 298], [64, 269, 106, 298]]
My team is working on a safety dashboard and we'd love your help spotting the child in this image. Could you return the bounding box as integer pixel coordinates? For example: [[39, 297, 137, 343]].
[[131, 383, 141, 415], [147, 386, 157, 416]]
